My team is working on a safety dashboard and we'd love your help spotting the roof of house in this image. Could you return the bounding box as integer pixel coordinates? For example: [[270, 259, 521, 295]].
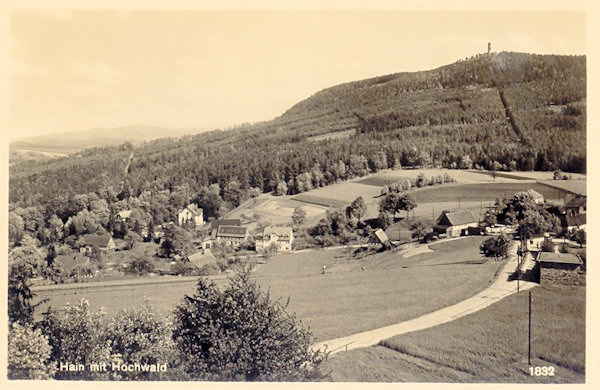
[[263, 226, 293, 239], [54, 254, 93, 274], [525, 189, 544, 199], [188, 250, 217, 269], [211, 219, 241, 230], [537, 252, 582, 265], [438, 210, 477, 226], [216, 225, 248, 238], [565, 194, 586, 208], [117, 210, 132, 219], [368, 228, 391, 245], [180, 203, 202, 216], [81, 234, 113, 247]]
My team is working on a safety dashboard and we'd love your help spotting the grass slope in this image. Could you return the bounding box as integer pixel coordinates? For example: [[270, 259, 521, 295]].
[[324, 284, 585, 383], [253, 236, 501, 341]]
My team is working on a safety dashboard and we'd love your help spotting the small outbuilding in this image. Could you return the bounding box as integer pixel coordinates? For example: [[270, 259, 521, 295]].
[[536, 252, 585, 285], [368, 228, 392, 249]]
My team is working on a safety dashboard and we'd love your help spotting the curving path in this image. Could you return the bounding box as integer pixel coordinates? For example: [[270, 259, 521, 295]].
[[313, 242, 537, 356]]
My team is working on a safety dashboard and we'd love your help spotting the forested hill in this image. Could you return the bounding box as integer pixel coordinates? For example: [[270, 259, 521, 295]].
[[10, 52, 586, 221]]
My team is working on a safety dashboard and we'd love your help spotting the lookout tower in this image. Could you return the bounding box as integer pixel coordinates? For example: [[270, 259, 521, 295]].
[[487, 42, 491, 54]]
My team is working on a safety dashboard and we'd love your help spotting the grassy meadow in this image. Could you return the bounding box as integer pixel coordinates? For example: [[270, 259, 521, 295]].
[[252, 236, 501, 340], [34, 237, 501, 343], [324, 284, 585, 383]]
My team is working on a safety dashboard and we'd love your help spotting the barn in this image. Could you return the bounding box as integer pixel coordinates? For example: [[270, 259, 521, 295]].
[[434, 210, 478, 237]]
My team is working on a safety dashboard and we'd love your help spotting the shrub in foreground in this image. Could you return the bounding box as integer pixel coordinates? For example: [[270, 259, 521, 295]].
[[172, 265, 326, 381]]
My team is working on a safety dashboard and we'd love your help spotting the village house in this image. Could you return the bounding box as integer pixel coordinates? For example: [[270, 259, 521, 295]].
[[178, 204, 204, 227], [214, 225, 249, 247], [79, 234, 116, 253], [535, 252, 585, 285], [434, 210, 478, 237], [256, 226, 294, 252]]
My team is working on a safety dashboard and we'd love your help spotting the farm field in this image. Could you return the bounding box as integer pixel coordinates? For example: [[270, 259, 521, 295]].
[[360, 168, 520, 185], [34, 237, 501, 343], [539, 180, 586, 196], [32, 276, 215, 322], [224, 169, 585, 230], [225, 194, 329, 231], [323, 284, 585, 383], [410, 182, 571, 203], [252, 236, 502, 341]]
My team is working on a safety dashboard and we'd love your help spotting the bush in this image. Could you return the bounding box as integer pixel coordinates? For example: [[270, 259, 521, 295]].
[[125, 257, 155, 275], [106, 302, 179, 380], [480, 234, 511, 259], [8, 322, 57, 379], [172, 266, 326, 380], [40, 299, 115, 380], [540, 239, 555, 253]]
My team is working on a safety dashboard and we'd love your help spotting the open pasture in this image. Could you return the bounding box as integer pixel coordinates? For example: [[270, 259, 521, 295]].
[[35, 237, 499, 343], [324, 284, 585, 383], [253, 236, 500, 341], [411, 182, 571, 203]]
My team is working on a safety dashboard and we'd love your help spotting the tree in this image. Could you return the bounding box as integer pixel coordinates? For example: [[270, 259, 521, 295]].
[[172, 266, 326, 380], [106, 302, 178, 380], [517, 209, 556, 239], [40, 299, 115, 380], [193, 186, 225, 220], [459, 155, 473, 169], [295, 172, 313, 193], [8, 322, 57, 379], [8, 236, 47, 324], [480, 234, 511, 260], [125, 257, 155, 275], [347, 196, 367, 222], [377, 211, 392, 230], [274, 180, 288, 196], [47, 214, 64, 242], [567, 228, 586, 247], [9, 211, 25, 245], [410, 220, 427, 241], [159, 224, 194, 258], [291, 206, 307, 228]]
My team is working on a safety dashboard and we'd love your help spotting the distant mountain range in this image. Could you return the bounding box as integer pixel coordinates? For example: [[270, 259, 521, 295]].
[[10, 125, 203, 155]]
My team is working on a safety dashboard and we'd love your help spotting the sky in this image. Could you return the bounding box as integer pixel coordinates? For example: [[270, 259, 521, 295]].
[[9, 7, 587, 140]]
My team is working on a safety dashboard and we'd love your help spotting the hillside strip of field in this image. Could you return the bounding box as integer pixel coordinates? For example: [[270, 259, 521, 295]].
[[410, 182, 571, 203]]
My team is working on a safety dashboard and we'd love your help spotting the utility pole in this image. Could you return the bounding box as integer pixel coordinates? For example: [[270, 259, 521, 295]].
[[517, 245, 521, 292], [528, 291, 532, 365]]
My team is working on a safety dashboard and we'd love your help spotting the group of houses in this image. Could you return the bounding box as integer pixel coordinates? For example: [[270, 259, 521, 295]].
[[74, 202, 295, 256]]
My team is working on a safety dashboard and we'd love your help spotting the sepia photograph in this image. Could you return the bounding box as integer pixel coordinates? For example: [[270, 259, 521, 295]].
[[3, 0, 596, 387]]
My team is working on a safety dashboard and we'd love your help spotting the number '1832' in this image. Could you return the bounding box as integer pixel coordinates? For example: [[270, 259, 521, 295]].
[[530, 366, 555, 376]]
